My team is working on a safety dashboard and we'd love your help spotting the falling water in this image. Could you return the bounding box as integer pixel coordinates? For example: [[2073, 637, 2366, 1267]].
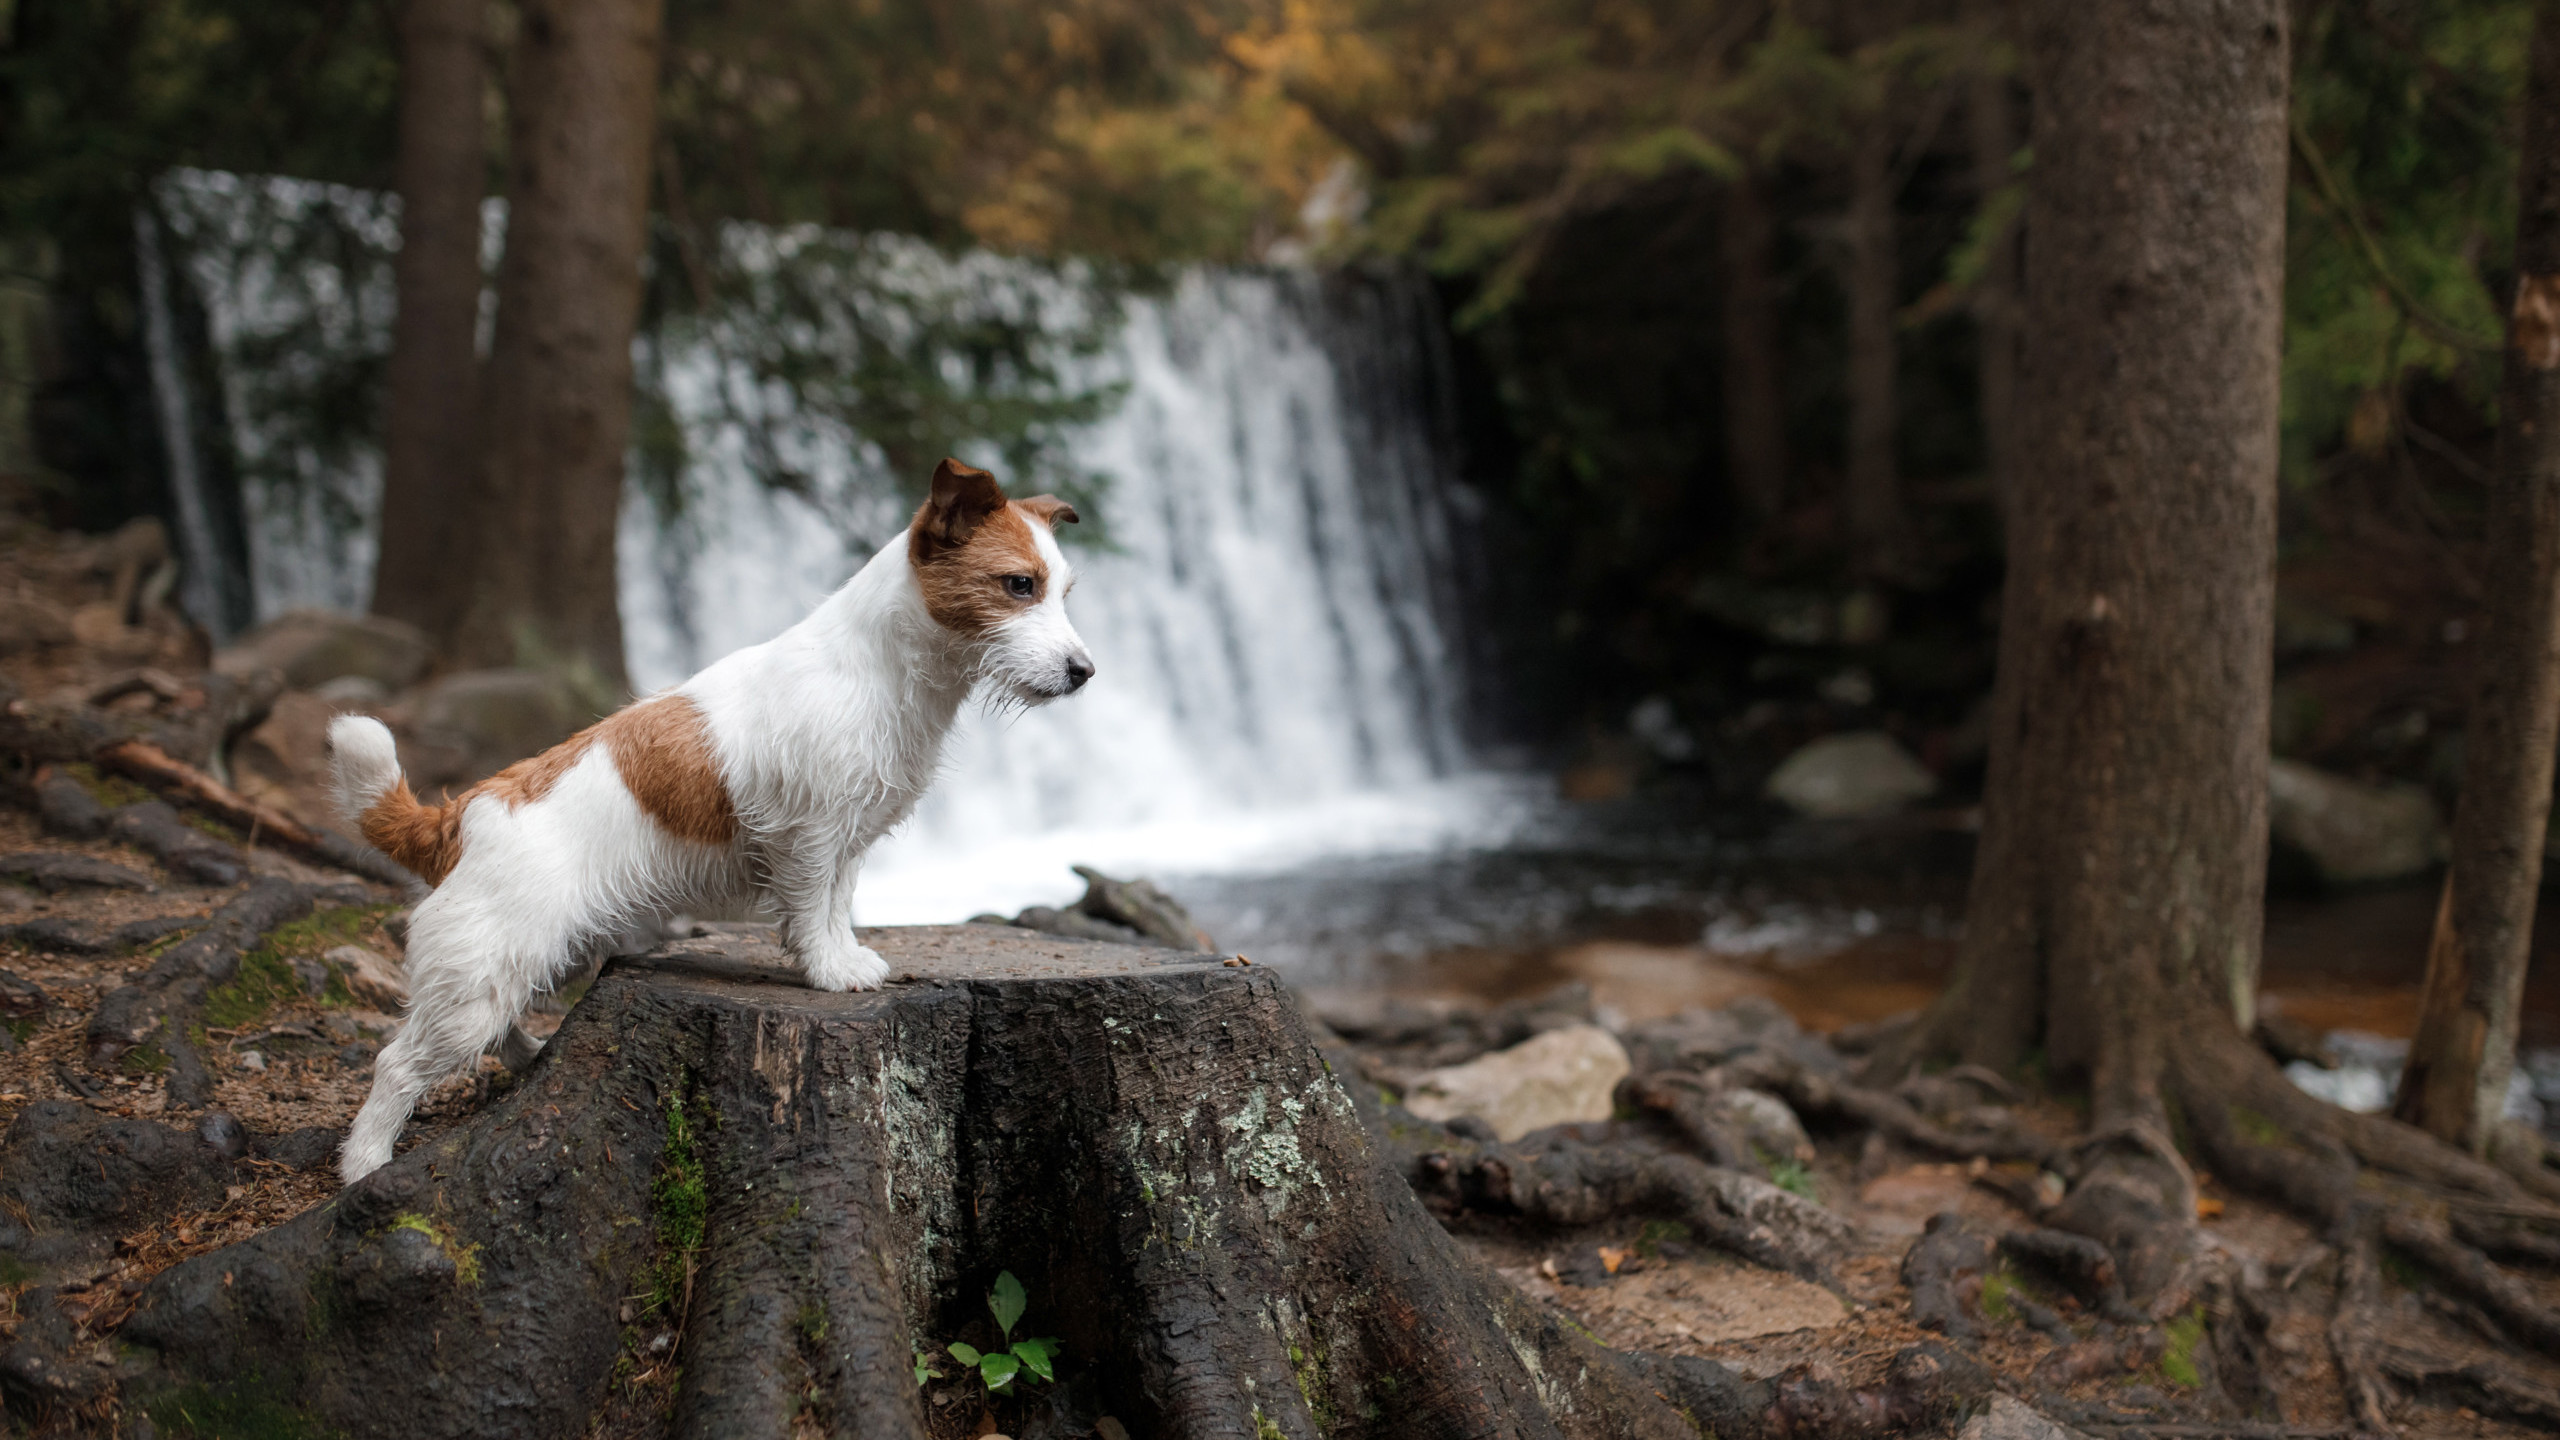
[[157, 170, 1525, 921]]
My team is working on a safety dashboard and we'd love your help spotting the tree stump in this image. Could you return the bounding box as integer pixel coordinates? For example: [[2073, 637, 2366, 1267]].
[[115, 924, 1697, 1439]]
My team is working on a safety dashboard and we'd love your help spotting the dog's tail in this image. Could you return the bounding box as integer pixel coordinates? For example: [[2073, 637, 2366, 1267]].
[[329, 716, 461, 884]]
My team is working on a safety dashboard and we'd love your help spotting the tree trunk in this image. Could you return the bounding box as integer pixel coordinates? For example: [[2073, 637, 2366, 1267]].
[[1843, 111, 1902, 575], [447, 0, 662, 691], [371, 0, 490, 643], [1721, 170, 1789, 521], [1965, 5, 2021, 510], [114, 926, 1706, 1439], [1902, 0, 2289, 1125], [2393, 2, 2560, 1158]]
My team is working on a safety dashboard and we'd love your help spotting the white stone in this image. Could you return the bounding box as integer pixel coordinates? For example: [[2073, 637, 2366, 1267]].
[[1959, 1393, 2093, 1440], [2268, 758, 2444, 886], [1764, 732, 1936, 818], [1405, 1024, 1631, 1142], [327, 943, 409, 1011]]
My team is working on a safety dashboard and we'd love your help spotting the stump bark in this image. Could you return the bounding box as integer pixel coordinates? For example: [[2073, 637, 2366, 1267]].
[[115, 925, 1699, 1440]]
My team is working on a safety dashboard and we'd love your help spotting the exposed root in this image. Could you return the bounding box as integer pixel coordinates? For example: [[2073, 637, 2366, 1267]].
[[1414, 1131, 1852, 1288], [2380, 1213, 2560, 1358], [1622, 1341, 1993, 1440]]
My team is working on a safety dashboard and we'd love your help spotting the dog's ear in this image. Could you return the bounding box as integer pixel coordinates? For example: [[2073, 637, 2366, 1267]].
[[911, 458, 1010, 560], [1017, 495, 1080, 530]]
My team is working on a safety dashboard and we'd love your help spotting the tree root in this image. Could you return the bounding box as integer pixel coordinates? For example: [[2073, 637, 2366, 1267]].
[[1622, 1341, 1993, 1440], [1413, 1129, 1853, 1289]]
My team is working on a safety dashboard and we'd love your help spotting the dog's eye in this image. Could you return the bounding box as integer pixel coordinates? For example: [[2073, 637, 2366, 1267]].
[[1003, 574, 1036, 599]]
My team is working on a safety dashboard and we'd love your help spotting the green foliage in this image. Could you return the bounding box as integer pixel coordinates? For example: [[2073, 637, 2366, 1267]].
[[649, 1091, 709, 1316], [936, 1270, 1060, 1396], [2283, 0, 2533, 483], [122, 1036, 171, 1075], [1634, 1219, 1691, 1257], [1977, 1267, 2017, 1323], [2158, 1306, 2208, 1389], [203, 906, 386, 1030], [388, 1212, 482, 1287], [202, 948, 307, 1031], [64, 763, 152, 810], [1764, 1156, 1817, 1200], [631, 227, 1123, 549]]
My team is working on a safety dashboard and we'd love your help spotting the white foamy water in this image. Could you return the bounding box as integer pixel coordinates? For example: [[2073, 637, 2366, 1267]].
[[157, 173, 1497, 920]]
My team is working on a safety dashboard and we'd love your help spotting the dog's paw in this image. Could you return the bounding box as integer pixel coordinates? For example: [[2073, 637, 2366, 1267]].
[[802, 941, 890, 993]]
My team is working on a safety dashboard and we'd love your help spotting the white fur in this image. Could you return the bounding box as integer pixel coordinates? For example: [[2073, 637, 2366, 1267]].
[[331, 523, 1090, 1183]]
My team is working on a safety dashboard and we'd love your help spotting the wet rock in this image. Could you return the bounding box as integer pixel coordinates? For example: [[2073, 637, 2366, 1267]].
[[2267, 757, 2444, 886], [1405, 1023, 1632, 1142], [0, 851, 152, 894], [994, 866, 1217, 951], [213, 608, 431, 693], [403, 668, 588, 786], [1764, 731, 1937, 818], [327, 943, 408, 1010]]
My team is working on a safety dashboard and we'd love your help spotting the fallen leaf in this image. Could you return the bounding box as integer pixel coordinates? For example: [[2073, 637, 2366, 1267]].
[[1598, 1246, 1630, 1275], [2195, 1196, 2225, 1220]]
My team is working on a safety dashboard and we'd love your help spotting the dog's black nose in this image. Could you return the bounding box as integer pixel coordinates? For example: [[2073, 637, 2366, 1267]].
[[1064, 654, 1095, 690]]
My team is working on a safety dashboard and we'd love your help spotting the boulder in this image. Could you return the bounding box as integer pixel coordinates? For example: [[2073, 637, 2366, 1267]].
[[1958, 1393, 2095, 1440], [1764, 731, 1937, 818], [230, 689, 349, 828], [2267, 758, 2444, 886], [214, 608, 432, 693], [1404, 1023, 1631, 1142], [327, 944, 409, 1011], [1707, 1087, 1815, 1164], [402, 667, 590, 788]]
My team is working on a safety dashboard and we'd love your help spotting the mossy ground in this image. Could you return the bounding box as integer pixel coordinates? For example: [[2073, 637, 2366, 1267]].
[[202, 905, 394, 1030]]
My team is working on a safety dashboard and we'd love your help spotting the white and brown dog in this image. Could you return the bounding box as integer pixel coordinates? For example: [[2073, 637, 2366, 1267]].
[[326, 460, 1091, 1182]]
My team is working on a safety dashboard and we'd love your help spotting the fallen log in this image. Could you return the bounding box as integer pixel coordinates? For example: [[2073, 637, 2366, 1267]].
[[111, 924, 1709, 1440]]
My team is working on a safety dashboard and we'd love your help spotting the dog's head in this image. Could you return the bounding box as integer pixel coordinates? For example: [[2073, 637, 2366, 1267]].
[[907, 458, 1094, 704]]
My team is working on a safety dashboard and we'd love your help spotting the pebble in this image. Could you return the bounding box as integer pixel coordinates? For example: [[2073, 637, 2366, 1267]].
[[238, 1050, 266, 1073]]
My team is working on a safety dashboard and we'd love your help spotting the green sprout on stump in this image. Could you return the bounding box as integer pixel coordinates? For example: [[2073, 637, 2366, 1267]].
[[931, 1271, 1059, 1395]]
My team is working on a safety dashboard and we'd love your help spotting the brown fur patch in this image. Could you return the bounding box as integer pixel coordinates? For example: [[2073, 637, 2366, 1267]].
[[360, 777, 469, 886], [912, 498, 1051, 636], [603, 695, 737, 845], [358, 696, 736, 886]]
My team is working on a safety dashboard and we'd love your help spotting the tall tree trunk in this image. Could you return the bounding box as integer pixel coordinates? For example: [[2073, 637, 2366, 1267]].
[[2392, 3, 2560, 1158], [1843, 111, 1903, 575], [449, 0, 663, 691], [1908, 0, 2289, 1124], [372, 0, 489, 642], [1721, 170, 1789, 521], [1966, 7, 2021, 510]]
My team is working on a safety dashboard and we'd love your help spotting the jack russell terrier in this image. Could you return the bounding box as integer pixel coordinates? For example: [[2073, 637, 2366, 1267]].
[[327, 459, 1091, 1182]]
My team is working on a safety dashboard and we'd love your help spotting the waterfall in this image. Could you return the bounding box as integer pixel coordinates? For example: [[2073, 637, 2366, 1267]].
[[156, 170, 1521, 920]]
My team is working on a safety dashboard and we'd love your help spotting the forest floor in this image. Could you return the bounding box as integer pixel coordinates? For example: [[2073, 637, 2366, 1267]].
[[0, 789, 2547, 1437]]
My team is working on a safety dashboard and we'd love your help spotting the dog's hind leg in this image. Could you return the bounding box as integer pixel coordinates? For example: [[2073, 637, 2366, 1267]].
[[340, 904, 548, 1183]]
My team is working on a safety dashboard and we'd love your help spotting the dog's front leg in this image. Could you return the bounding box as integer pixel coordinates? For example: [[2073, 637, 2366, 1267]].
[[768, 834, 886, 992]]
